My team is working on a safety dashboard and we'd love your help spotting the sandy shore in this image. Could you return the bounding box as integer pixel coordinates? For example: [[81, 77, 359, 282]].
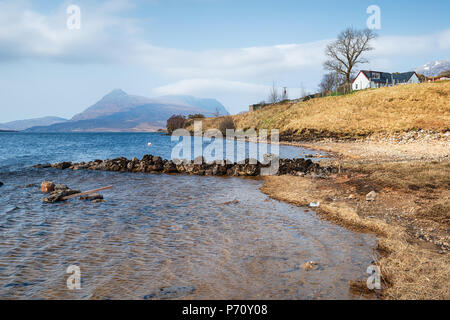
[[261, 135, 449, 300]]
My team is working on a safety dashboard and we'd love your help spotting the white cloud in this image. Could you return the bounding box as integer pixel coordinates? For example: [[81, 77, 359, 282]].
[[152, 79, 304, 114], [0, 0, 140, 63], [0, 0, 449, 114]]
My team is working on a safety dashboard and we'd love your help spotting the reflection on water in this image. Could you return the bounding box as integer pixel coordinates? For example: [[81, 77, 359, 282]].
[[0, 168, 376, 300]]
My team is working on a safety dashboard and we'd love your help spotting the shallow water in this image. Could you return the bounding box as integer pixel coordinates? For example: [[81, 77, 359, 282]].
[[0, 133, 376, 299]]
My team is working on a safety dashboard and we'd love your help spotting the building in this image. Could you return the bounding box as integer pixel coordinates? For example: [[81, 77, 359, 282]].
[[352, 70, 420, 91], [249, 103, 266, 112], [426, 76, 450, 82]]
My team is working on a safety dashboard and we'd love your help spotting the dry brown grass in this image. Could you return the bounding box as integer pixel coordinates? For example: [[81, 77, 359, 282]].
[[260, 159, 450, 300], [193, 82, 450, 139], [342, 161, 450, 192]]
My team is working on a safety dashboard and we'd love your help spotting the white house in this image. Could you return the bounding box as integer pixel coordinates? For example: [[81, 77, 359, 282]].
[[352, 70, 419, 91]]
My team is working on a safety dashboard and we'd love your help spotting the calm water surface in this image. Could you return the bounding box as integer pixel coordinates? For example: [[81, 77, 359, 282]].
[[0, 133, 376, 299]]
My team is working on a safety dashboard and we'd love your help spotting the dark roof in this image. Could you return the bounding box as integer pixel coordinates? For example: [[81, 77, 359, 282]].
[[392, 71, 416, 82], [361, 71, 392, 84], [356, 70, 416, 84]]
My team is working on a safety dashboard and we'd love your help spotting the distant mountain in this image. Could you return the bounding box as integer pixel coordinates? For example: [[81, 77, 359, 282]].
[[415, 59, 450, 77], [156, 95, 229, 116], [71, 89, 153, 121], [26, 89, 229, 132], [0, 116, 67, 131]]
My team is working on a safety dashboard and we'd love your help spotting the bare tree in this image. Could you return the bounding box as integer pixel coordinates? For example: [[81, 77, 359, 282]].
[[324, 28, 377, 85], [213, 107, 220, 117], [319, 72, 345, 94], [268, 82, 280, 104]]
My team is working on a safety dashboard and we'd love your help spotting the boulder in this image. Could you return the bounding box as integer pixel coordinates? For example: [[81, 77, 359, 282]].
[[55, 184, 69, 191], [43, 190, 66, 203], [366, 191, 377, 201], [40, 154, 334, 178], [33, 163, 51, 168], [42, 188, 81, 203], [126, 162, 135, 171], [163, 162, 178, 174], [51, 162, 72, 170], [80, 193, 103, 201], [301, 261, 319, 271], [41, 181, 55, 193]]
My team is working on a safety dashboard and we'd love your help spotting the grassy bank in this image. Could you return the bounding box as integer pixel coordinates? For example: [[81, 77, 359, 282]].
[[193, 82, 449, 140], [260, 160, 450, 300]]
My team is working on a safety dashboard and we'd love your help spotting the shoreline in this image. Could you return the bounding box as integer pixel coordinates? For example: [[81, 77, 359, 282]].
[[261, 136, 449, 300], [31, 133, 449, 299]]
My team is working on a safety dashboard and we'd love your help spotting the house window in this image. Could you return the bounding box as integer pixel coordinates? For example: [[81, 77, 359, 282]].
[[355, 84, 358, 89], [372, 72, 380, 80]]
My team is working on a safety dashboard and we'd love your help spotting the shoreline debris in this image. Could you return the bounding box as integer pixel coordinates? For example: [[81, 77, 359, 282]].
[[366, 191, 377, 201], [41, 181, 112, 203], [62, 186, 113, 201], [309, 201, 320, 207], [301, 261, 319, 271]]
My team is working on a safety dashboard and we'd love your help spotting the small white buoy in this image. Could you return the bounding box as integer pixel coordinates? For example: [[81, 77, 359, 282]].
[[147, 142, 152, 147]]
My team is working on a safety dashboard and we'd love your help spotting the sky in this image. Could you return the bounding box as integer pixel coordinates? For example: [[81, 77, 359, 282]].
[[0, 0, 449, 122]]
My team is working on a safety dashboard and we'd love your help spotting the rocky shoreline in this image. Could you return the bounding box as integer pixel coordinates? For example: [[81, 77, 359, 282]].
[[34, 154, 337, 177]]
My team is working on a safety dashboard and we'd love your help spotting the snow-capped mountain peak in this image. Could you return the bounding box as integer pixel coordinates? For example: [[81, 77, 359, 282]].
[[415, 59, 450, 77]]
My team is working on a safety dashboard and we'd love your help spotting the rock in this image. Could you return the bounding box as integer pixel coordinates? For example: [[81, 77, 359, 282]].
[[43, 191, 66, 203], [33, 163, 51, 168], [301, 261, 318, 271], [348, 194, 356, 200], [65, 189, 81, 196], [92, 199, 106, 203], [162, 162, 178, 173], [223, 199, 239, 205], [143, 286, 196, 300], [51, 162, 72, 170], [40, 181, 55, 193], [54, 184, 69, 191], [42, 188, 81, 203], [43, 155, 335, 178], [79, 193, 103, 201], [366, 191, 377, 201]]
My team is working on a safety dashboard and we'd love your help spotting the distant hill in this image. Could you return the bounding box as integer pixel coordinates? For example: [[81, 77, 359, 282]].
[[71, 89, 153, 121], [71, 89, 229, 121], [155, 95, 229, 116], [416, 59, 450, 77], [25, 89, 229, 132], [0, 116, 67, 131]]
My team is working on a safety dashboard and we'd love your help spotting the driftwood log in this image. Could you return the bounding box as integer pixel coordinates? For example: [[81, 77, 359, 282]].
[[61, 185, 113, 201]]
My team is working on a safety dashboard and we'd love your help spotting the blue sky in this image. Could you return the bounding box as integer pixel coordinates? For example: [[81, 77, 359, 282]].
[[0, 0, 449, 122]]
